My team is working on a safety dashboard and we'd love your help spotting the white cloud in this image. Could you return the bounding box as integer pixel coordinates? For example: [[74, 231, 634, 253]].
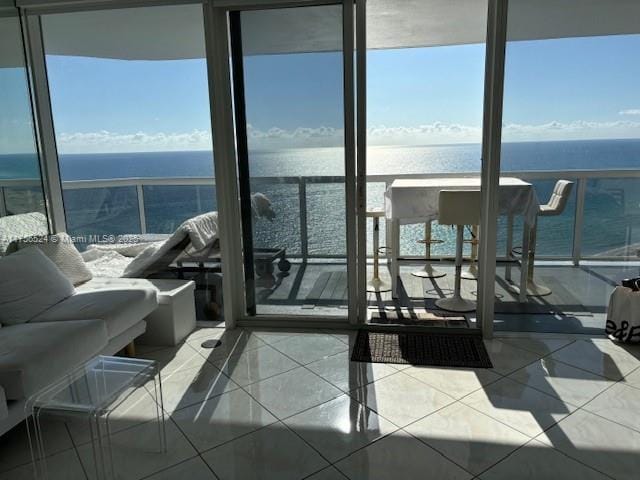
[[57, 129, 212, 154], [367, 122, 482, 145], [619, 109, 640, 116], [56, 119, 640, 153], [502, 120, 640, 141]]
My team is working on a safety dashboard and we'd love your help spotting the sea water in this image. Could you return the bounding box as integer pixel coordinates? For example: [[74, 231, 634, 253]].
[[1, 138, 639, 257]]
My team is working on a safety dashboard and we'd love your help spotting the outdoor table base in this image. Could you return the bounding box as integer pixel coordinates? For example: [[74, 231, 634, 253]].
[[26, 356, 166, 480]]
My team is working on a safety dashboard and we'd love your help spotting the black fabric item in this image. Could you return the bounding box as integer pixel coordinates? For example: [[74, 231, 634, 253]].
[[351, 331, 493, 368]]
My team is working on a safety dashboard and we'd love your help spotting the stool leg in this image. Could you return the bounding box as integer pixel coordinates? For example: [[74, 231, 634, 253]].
[[461, 225, 479, 280], [524, 218, 551, 296], [367, 215, 391, 292], [391, 219, 400, 298], [454, 225, 463, 298], [508, 217, 552, 297], [412, 222, 446, 279], [505, 214, 513, 283], [435, 225, 476, 312]]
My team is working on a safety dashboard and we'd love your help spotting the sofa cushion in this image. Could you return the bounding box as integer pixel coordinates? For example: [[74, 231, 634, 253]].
[[0, 212, 48, 255], [9, 232, 93, 286], [0, 247, 75, 325], [0, 320, 107, 400], [31, 288, 158, 339]]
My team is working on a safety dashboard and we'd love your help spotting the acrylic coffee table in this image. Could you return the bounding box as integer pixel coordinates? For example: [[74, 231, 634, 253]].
[[25, 356, 165, 480]]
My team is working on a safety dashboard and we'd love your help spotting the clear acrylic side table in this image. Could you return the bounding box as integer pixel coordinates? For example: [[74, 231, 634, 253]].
[[25, 356, 166, 480]]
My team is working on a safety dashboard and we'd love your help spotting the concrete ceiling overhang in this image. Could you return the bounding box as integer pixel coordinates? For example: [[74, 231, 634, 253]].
[[2, 0, 640, 68]]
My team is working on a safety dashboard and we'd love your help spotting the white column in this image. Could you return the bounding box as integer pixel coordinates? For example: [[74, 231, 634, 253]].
[[476, 0, 509, 339]]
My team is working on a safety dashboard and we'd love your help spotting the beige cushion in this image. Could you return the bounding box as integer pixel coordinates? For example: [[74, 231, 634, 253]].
[[0, 247, 75, 325], [0, 320, 107, 400], [10, 232, 93, 286], [31, 288, 158, 339]]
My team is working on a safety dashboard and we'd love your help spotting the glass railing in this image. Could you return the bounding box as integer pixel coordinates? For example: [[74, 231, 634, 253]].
[[52, 169, 640, 260]]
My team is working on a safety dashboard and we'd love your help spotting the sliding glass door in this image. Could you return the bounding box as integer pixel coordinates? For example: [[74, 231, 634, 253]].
[[230, 3, 355, 319], [363, 0, 489, 329]]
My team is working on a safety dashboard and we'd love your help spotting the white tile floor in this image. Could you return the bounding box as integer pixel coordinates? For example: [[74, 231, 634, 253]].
[[2, 327, 640, 480]]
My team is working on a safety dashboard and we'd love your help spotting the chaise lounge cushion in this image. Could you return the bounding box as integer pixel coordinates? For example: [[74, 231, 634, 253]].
[[0, 320, 107, 400], [0, 247, 75, 326], [30, 288, 158, 339]]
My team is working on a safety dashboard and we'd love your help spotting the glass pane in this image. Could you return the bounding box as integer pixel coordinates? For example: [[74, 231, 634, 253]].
[[63, 187, 141, 249], [0, 10, 47, 241], [583, 178, 640, 257], [143, 185, 217, 234], [41, 5, 220, 321], [366, 0, 488, 322], [239, 5, 346, 316], [496, 0, 640, 334], [41, 5, 215, 242]]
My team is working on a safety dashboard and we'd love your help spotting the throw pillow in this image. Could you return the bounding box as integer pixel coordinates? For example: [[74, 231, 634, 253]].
[[0, 247, 75, 325], [10, 232, 93, 286]]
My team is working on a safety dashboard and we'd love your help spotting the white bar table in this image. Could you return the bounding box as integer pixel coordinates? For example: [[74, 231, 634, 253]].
[[384, 177, 540, 302]]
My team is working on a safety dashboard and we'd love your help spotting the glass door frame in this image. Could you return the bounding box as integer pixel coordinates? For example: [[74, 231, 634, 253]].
[[356, 0, 507, 337], [221, 0, 360, 327]]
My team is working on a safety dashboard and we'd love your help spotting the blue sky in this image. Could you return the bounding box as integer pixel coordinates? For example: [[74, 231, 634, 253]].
[[3, 34, 640, 154]]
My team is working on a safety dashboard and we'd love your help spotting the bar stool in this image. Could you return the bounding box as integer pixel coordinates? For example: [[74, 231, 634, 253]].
[[366, 210, 391, 292], [412, 221, 446, 279], [509, 179, 574, 296], [435, 190, 482, 312]]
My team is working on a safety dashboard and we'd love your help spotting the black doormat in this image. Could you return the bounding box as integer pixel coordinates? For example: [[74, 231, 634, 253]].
[[351, 331, 493, 368]]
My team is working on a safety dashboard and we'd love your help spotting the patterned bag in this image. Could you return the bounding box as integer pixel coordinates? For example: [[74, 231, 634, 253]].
[[606, 286, 640, 343]]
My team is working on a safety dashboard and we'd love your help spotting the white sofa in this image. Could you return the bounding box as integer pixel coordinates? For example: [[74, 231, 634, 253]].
[[0, 247, 158, 437]]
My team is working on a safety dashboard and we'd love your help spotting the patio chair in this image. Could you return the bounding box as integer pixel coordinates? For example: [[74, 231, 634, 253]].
[[506, 179, 574, 295], [434, 190, 481, 312]]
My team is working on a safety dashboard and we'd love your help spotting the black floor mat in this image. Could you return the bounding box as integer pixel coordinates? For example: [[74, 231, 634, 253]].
[[351, 330, 493, 368]]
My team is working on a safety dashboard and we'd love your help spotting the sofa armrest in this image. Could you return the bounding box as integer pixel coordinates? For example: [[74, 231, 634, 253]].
[[0, 385, 7, 421]]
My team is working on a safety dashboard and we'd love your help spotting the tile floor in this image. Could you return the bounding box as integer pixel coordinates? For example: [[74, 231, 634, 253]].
[[2, 328, 640, 479]]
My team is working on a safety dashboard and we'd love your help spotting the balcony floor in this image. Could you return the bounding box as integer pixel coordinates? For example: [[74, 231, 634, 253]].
[[255, 260, 637, 334]]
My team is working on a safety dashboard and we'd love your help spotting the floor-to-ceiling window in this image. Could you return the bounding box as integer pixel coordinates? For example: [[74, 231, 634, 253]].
[[0, 8, 47, 244], [39, 4, 222, 320], [364, 0, 488, 325], [41, 5, 214, 250], [494, 0, 640, 334]]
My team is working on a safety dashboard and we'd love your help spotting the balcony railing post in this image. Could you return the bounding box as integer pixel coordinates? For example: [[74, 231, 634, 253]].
[[299, 176, 308, 258], [0, 187, 7, 217], [136, 184, 147, 234], [572, 177, 587, 266]]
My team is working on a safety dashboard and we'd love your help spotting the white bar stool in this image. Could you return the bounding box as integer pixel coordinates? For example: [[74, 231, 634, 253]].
[[435, 190, 482, 312], [412, 221, 446, 279], [509, 180, 574, 296], [366, 210, 391, 292]]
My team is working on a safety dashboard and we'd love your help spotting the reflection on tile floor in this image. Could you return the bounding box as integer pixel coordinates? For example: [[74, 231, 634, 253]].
[[1, 327, 640, 479]]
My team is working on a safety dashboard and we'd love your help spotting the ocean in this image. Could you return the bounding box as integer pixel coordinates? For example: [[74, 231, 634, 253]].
[[1, 138, 639, 257]]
